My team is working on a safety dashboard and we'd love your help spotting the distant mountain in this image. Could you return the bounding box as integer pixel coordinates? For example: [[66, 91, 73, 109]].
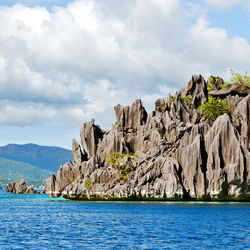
[[0, 157, 52, 183], [0, 144, 72, 173]]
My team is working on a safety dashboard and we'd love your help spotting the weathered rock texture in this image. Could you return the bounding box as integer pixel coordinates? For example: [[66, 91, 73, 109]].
[[44, 75, 250, 201], [6, 179, 40, 194]]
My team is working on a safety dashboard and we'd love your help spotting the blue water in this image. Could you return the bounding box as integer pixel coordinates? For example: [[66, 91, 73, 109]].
[[0, 190, 249, 249]]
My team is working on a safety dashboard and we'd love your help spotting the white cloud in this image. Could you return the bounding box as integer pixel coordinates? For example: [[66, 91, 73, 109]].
[[188, 17, 250, 72], [83, 79, 123, 113], [0, 100, 90, 126], [0, 0, 250, 129]]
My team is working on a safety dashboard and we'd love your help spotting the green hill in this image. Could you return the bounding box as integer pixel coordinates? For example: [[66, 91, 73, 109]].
[[0, 157, 53, 187], [0, 143, 72, 172]]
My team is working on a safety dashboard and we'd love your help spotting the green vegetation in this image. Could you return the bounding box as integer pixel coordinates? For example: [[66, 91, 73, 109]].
[[219, 81, 231, 89], [181, 96, 193, 105], [0, 157, 53, 183], [169, 96, 193, 107], [107, 152, 137, 179], [169, 96, 176, 107], [85, 177, 93, 189], [197, 96, 231, 121], [207, 76, 220, 91], [71, 174, 80, 183], [207, 70, 250, 91], [0, 143, 72, 173], [156, 161, 163, 169], [228, 69, 250, 89]]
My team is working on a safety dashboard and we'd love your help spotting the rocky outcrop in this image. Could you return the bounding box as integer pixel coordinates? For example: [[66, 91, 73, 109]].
[[209, 83, 250, 97], [72, 138, 86, 164], [114, 99, 148, 131], [207, 76, 225, 91], [80, 119, 103, 159], [44, 75, 250, 201], [178, 74, 208, 108], [6, 179, 40, 194]]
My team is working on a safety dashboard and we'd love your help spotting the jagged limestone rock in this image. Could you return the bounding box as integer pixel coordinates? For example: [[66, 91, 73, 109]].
[[170, 96, 199, 124], [114, 99, 148, 131], [178, 74, 208, 108], [209, 83, 250, 97], [207, 76, 225, 91], [174, 134, 206, 198], [205, 114, 246, 197], [72, 138, 86, 165], [231, 94, 250, 150], [43, 174, 57, 197], [6, 179, 40, 194], [80, 119, 103, 159], [155, 98, 168, 113], [44, 75, 250, 201]]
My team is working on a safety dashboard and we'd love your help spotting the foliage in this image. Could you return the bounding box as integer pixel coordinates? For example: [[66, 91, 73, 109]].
[[71, 174, 80, 183], [169, 96, 193, 107], [107, 152, 137, 179], [181, 96, 193, 105], [197, 96, 231, 121], [207, 70, 250, 92], [219, 81, 231, 89], [169, 96, 176, 107], [207, 75, 224, 90], [85, 177, 93, 189], [228, 69, 250, 89], [207, 76, 216, 90]]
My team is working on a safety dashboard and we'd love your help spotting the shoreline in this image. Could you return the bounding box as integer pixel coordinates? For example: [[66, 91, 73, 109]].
[[61, 194, 250, 202]]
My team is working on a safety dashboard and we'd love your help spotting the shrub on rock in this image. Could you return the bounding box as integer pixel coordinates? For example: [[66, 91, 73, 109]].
[[197, 96, 231, 121]]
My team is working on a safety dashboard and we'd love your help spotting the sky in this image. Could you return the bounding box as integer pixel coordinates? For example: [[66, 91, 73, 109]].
[[0, 0, 249, 149]]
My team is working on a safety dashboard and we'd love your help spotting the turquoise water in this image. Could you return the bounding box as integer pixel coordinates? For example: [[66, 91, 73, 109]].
[[0, 190, 249, 249]]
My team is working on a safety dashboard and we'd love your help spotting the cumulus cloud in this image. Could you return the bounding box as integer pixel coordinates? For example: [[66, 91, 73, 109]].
[[0, 100, 90, 126], [0, 0, 250, 129]]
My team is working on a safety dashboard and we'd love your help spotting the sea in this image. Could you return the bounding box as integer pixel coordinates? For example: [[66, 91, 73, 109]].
[[0, 189, 249, 249]]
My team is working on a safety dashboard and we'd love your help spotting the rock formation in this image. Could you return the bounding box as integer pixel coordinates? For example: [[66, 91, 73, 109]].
[[6, 179, 40, 194], [44, 75, 250, 201]]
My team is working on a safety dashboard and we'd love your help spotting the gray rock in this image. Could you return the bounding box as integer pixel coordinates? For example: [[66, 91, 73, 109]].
[[205, 114, 246, 197], [178, 74, 208, 108], [231, 94, 250, 150], [207, 76, 225, 91], [170, 96, 199, 124], [209, 83, 250, 97], [6, 179, 40, 194], [72, 138, 86, 164], [43, 174, 57, 197], [114, 99, 147, 131], [155, 98, 168, 113], [80, 119, 103, 159], [44, 75, 250, 201]]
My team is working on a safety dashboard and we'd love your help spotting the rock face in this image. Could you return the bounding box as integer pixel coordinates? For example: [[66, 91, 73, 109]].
[[178, 74, 208, 108], [44, 75, 250, 201], [6, 180, 40, 194], [209, 83, 250, 97]]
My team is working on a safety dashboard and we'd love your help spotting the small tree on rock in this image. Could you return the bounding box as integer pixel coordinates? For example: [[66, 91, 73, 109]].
[[197, 96, 231, 121]]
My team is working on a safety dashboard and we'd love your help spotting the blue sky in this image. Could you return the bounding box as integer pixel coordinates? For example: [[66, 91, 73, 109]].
[[0, 0, 74, 9], [205, 5, 250, 42], [0, 0, 249, 149]]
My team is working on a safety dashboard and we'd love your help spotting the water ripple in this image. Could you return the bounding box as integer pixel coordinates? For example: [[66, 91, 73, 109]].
[[0, 191, 249, 249]]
